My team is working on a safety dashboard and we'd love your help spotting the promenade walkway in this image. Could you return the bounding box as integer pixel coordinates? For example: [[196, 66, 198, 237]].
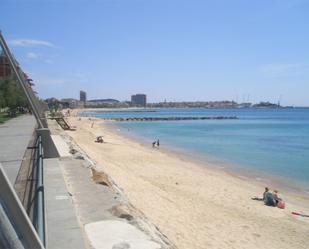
[[0, 114, 36, 184], [44, 158, 87, 249], [0, 114, 87, 249], [47, 119, 176, 249]]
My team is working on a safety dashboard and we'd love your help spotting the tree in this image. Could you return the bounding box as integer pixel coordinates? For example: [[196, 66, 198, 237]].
[[0, 91, 5, 109], [0, 78, 28, 111]]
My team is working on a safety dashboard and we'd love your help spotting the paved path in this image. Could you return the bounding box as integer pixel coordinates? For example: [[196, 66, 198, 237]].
[[44, 158, 88, 249], [0, 115, 36, 184]]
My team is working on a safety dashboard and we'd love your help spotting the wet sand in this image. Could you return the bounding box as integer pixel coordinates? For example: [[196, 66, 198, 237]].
[[65, 116, 309, 249]]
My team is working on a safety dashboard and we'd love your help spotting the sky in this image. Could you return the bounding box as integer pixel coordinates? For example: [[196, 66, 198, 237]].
[[1, 0, 309, 106]]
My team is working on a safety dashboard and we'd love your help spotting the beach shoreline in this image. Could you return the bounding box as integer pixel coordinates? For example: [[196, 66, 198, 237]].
[[65, 114, 309, 249], [78, 107, 309, 190], [103, 118, 309, 201]]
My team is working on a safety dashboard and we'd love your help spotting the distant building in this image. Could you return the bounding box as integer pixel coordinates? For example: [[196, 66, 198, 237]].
[[0, 53, 11, 79], [131, 94, 147, 107], [80, 90, 87, 103], [61, 98, 84, 109]]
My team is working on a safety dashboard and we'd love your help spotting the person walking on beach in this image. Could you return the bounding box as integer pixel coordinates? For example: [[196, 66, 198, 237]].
[[152, 139, 160, 148]]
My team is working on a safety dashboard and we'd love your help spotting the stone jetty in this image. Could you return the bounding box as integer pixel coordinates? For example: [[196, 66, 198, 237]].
[[103, 116, 238, 122]]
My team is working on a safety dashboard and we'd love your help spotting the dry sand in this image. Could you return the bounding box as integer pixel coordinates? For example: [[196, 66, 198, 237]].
[[65, 116, 309, 249]]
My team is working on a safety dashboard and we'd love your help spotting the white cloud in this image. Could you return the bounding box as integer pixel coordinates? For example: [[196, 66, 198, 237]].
[[9, 39, 55, 47], [26, 52, 39, 59]]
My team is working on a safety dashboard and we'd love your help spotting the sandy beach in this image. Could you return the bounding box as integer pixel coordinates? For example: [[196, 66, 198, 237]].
[[65, 116, 309, 249]]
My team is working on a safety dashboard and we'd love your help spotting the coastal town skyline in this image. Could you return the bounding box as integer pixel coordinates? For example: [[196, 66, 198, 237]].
[[1, 0, 309, 106], [45, 89, 292, 109]]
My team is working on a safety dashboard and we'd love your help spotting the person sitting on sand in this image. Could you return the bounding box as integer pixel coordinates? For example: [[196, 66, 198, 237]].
[[273, 190, 282, 206], [152, 141, 156, 148], [156, 139, 160, 148], [95, 136, 104, 143], [264, 191, 276, 206], [263, 187, 269, 201]]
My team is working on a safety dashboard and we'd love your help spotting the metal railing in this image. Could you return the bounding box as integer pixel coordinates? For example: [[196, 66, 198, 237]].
[[32, 136, 46, 247], [22, 135, 46, 247], [0, 162, 45, 249]]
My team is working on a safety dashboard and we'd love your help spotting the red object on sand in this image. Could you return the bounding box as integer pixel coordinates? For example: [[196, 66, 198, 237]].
[[291, 212, 309, 218], [277, 201, 285, 209]]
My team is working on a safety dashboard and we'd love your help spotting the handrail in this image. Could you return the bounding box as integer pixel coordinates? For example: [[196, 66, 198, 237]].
[[33, 136, 46, 246]]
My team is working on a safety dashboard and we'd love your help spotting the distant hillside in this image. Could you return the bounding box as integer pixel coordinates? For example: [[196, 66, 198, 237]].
[[88, 99, 119, 103]]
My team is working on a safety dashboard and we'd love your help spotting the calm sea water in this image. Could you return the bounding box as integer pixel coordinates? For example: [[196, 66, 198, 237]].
[[82, 108, 309, 188]]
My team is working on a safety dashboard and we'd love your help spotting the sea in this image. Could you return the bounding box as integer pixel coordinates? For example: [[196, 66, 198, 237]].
[[81, 108, 309, 193]]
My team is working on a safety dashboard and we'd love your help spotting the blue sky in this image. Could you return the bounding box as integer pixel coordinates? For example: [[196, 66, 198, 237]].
[[1, 0, 309, 106]]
